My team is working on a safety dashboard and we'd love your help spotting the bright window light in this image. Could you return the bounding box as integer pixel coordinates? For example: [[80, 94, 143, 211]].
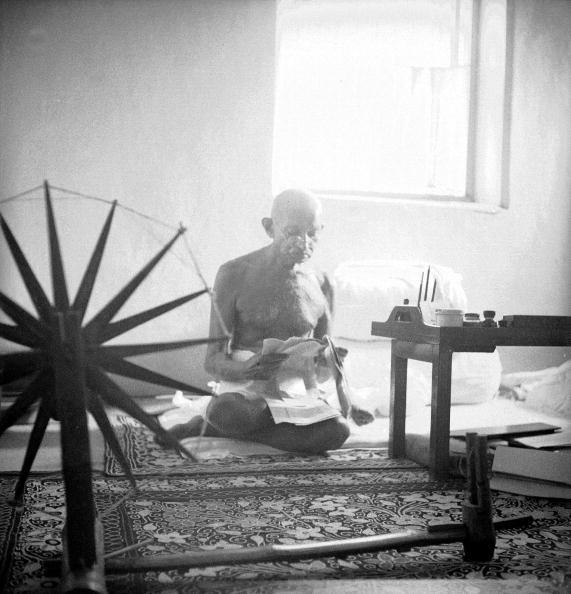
[[273, 0, 511, 206]]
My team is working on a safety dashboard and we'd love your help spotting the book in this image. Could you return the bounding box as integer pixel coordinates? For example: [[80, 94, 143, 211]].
[[261, 337, 340, 425], [266, 392, 340, 425], [490, 475, 571, 499], [509, 429, 571, 450], [449, 422, 560, 440], [490, 445, 571, 499]]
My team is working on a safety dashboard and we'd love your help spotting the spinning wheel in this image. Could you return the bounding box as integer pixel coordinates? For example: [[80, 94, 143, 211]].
[[0, 181, 225, 590]]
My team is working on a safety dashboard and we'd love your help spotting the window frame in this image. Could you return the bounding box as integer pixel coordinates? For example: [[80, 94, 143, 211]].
[[272, 0, 514, 209]]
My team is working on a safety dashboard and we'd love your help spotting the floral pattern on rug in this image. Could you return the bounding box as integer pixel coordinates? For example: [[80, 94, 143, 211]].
[[1, 468, 570, 593]]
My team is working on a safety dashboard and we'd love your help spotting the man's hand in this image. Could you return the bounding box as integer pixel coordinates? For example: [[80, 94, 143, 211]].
[[349, 405, 375, 426], [242, 352, 289, 380]]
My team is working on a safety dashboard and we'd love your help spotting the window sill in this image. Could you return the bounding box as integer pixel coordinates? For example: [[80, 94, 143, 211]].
[[316, 191, 505, 214]]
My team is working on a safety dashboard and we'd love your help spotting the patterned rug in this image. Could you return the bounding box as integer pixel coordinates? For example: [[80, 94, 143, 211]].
[[104, 415, 418, 476], [1, 458, 570, 593]]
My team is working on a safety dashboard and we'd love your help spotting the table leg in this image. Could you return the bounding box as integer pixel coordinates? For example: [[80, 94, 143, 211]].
[[389, 343, 408, 458], [429, 347, 453, 479]]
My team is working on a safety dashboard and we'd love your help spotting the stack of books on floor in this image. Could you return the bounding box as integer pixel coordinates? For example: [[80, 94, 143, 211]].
[[449, 421, 571, 498], [406, 422, 571, 486]]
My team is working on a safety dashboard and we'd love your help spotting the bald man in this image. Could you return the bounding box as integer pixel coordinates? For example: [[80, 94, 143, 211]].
[[168, 189, 373, 453]]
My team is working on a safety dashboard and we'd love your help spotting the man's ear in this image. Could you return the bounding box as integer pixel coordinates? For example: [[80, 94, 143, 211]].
[[262, 217, 274, 238]]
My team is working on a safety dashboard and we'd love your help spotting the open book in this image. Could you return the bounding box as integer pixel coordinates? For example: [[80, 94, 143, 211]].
[[261, 337, 340, 425]]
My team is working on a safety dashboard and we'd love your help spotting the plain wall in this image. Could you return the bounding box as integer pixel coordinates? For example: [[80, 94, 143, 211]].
[[1, 0, 569, 395]]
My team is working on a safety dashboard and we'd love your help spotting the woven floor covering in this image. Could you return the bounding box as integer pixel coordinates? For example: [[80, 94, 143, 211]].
[[2, 442, 571, 593]]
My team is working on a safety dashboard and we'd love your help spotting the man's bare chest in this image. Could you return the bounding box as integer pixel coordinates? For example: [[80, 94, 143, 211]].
[[235, 269, 327, 333]]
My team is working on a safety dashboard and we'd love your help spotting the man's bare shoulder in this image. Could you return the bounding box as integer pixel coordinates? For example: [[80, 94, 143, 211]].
[[220, 247, 268, 270], [215, 247, 268, 283]]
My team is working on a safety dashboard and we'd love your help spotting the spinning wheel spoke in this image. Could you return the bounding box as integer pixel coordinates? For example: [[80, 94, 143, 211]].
[[0, 350, 45, 385], [86, 366, 197, 461], [72, 200, 117, 322], [11, 398, 52, 505], [86, 391, 136, 488], [0, 292, 48, 342], [0, 323, 37, 348], [95, 336, 227, 358], [99, 289, 208, 343], [44, 181, 70, 310], [0, 370, 51, 438], [93, 350, 210, 394], [83, 226, 186, 342], [0, 215, 53, 321]]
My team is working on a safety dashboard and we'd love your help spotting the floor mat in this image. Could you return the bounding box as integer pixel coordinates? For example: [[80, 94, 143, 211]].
[[104, 415, 417, 476], [1, 465, 570, 592]]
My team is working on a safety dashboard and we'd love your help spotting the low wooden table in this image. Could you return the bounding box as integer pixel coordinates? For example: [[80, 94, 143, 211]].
[[371, 307, 571, 479]]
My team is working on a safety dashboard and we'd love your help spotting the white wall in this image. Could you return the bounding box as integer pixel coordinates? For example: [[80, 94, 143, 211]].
[[1, 0, 569, 396], [318, 0, 571, 373], [0, 0, 277, 392]]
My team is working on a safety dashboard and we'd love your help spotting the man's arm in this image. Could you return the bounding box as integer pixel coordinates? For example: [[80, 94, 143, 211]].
[[316, 275, 375, 426], [313, 274, 351, 412], [313, 271, 333, 340], [328, 338, 374, 426], [204, 263, 286, 382], [204, 263, 248, 381]]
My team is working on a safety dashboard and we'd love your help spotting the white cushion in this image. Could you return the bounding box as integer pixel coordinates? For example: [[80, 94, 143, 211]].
[[332, 260, 501, 413], [333, 260, 467, 340]]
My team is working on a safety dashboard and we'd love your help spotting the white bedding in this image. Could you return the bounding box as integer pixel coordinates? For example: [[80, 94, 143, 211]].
[[157, 397, 570, 460]]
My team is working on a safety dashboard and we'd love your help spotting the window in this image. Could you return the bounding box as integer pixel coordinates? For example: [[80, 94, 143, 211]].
[[273, 0, 512, 207]]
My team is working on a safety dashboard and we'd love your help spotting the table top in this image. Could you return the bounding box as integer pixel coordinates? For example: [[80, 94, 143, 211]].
[[371, 306, 571, 349]]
